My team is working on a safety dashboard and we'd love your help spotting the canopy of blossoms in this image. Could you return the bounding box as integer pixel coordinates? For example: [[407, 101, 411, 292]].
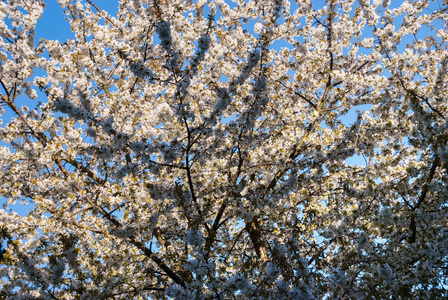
[[0, 0, 447, 298]]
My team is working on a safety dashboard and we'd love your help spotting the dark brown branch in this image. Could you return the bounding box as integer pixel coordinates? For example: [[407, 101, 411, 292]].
[[245, 217, 269, 263], [184, 119, 211, 232], [295, 91, 318, 110], [327, 0, 335, 72], [408, 156, 440, 243], [62, 156, 105, 184], [129, 237, 186, 288], [415, 93, 446, 120], [85, 0, 120, 30], [1, 85, 49, 146], [226, 226, 246, 258], [205, 143, 245, 256]]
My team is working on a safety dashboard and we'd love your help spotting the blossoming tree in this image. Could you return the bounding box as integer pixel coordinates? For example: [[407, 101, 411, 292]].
[[1, 0, 447, 298]]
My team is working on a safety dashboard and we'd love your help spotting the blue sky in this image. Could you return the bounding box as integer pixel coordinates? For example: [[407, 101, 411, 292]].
[[37, 0, 119, 41]]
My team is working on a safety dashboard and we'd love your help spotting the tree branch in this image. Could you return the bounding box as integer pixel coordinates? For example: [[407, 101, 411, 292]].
[[205, 142, 245, 256], [408, 156, 440, 243], [245, 217, 269, 263]]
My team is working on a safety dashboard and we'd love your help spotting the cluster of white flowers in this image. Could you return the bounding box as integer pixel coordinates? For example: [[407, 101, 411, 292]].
[[183, 229, 204, 247]]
